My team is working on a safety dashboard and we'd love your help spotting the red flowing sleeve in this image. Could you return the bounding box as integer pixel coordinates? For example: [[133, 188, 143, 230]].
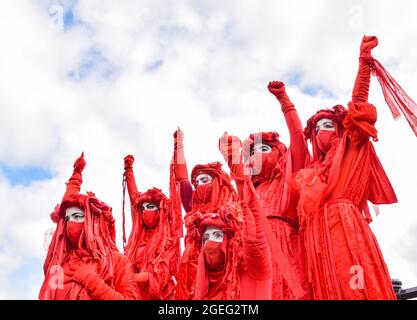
[[240, 182, 272, 280]]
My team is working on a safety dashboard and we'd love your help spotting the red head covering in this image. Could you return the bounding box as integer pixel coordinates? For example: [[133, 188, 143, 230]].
[[124, 187, 180, 271], [304, 105, 348, 162], [189, 161, 237, 214], [242, 132, 287, 186], [193, 203, 243, 300], [39, 154, 118, 300]]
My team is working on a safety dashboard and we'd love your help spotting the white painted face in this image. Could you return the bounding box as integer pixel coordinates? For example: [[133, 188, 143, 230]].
[[195, 173, 213, 186], [141, 202, 159, 211], [250, 143, 272, 156], [315, 118, 336, 132], [65, 206, 85, 223], [202, 226, 224, 244]]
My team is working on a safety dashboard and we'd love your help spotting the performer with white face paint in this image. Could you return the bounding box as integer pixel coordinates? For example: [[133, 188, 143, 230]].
[[292, 36, 401, 299], [192, 168, 272, 300], [171, 127, 239, 299], [218, 80, 311, 300], [123, 154, 182, 300], [39, 153, 138, 300]]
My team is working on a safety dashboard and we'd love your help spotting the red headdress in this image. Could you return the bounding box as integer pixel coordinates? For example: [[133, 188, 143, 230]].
[[304, 105, 348, 163], [189, 161, 237, 214], [242, 132, 287, 186], [39, 153, 117, 300]]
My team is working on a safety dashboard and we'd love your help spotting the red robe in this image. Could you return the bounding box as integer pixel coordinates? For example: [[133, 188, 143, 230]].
[[172, 134, 238, 299], [39, 154, 138, 300], [294, 42, 397, 300], [193, 180, 272, 300], [123, 162, 182, 300]]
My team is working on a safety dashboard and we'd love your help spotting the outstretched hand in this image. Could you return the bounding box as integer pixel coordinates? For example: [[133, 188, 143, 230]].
[[360, 35, 378, 53]]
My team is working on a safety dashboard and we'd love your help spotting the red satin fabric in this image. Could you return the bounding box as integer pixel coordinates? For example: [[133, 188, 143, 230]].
[[123, 161, 182, 300]]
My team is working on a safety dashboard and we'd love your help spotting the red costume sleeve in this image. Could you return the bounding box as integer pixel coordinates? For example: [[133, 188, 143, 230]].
[[239, 181, 272, 299], [123, 155, 140, 221], [82, 252, 138, 300], [172, 130, 193, 212], [273, 85, 307, 172], [344, 36, 379, 146], [240, 181, 272, 280]]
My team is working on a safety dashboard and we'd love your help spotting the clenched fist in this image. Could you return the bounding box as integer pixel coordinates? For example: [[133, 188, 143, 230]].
[[73, 152, 86, 172], [124, 155, 135, 170], [360, 35, 378, 53], [267, 81, 286, 99]]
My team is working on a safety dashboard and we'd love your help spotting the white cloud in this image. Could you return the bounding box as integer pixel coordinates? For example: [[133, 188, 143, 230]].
[[1, 0, 417, 299]]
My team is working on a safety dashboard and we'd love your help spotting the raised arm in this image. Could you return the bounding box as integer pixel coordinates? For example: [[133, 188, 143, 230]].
[[267, 81, 307, 172], [123, 155, 139, 202], [345, 36, 380, 145], [63, 152, 86, 197], [352, 36, 379, 103], [172, 127, 193, 212]]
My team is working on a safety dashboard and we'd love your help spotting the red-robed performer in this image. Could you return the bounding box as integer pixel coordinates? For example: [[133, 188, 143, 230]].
[[224, 83, 310, 299], [292, 35, 412, 299], [193, 138, 272, 299], [122, 155, 182, 299], [39, 153, 138, 300], [172, 128, 239, 299]]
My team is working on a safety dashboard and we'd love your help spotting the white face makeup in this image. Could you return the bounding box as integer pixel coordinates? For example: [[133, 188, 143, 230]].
[[315, 118, 336, 132], [141, 202, 159, 211], [250, 143, 272, 156], [65, 206, 85, 223], [202, 226, 224, 244], [195, 173, 213, 186]]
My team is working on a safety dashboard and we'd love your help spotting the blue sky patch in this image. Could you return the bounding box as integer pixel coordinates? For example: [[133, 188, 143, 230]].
[[0, 164, 53, 186], [145, 59, 164, 72], [68, 47, 118, 81]]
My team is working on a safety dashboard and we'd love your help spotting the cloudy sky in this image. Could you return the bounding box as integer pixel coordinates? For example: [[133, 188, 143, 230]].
[[1, 0, 417, 299]]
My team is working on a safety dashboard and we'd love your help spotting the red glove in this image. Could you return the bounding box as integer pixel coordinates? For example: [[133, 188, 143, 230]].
[[218, 132, 241, 163], [173, 127, 184, 150], [268, 81, 295, 114], [172, 127, 188, 180], [353, 35, 378, 103], [124, 155, 135, 170], [73, 152, 86, 173], [360, 35, 378, 54], [219, 132, 245, 181], [64, 262, 98, 287]]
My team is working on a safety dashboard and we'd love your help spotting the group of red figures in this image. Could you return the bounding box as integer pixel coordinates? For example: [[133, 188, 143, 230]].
[[39, 36, 417, 300]]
